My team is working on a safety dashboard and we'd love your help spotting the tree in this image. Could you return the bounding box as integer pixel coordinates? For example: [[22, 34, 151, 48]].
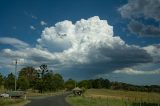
[[91, 78, 110, 89], [34, 78, 44, 93], [52, 74, 64, 90], [42, 72, 56, 91], [38, 64, 48, 78], [35, 64, 49, 93], [17, 76, 29, 90], [4, 73, 15, 90], [78, 80, 92, 89], [19, 66, 37, 88], [0, 73, 3, 87], [34, 64, 65, 93], [38, 72, 64, 92], [101, 78, 110, 88], [64, 79, 76, 91]]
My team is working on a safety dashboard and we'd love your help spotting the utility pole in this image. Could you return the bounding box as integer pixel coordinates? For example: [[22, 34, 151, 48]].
[[15, 59, 17, 91]]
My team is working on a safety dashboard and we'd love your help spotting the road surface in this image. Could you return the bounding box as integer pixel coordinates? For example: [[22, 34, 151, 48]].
[[25, 94, 71, 106]]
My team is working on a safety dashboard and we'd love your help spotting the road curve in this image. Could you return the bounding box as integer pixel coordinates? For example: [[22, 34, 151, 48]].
[[25, 94, 71, 106]]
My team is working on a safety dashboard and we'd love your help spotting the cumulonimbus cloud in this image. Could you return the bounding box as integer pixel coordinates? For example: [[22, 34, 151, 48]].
[[37, 16, 152, 65], [0, 16, 155, 79]]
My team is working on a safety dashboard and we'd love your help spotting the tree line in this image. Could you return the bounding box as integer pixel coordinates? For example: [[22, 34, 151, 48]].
[[0, 64, 159, 93]]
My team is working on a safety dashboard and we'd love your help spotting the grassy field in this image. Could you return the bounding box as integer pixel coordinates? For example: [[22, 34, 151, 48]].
[[66, 89, 160, 106]]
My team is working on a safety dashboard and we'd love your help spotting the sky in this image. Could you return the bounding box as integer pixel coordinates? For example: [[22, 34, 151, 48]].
[[0, 0, 160, 85]]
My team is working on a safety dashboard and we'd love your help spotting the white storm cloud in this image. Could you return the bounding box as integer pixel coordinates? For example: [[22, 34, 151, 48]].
[[0, 16, 153, 77], [37, 16, 151, 65]]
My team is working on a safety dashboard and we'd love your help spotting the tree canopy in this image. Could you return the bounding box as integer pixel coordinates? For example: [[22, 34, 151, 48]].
[[0, 64, 160, 93]]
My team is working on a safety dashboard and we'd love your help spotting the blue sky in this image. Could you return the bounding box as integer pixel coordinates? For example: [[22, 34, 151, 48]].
[[0, 0, 160, 85]]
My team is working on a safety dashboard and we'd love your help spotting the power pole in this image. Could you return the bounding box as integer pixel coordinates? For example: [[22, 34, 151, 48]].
[[15, 59, 17, 91]]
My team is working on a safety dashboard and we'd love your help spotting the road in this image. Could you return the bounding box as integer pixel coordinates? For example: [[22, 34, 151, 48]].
[[25, 94, 71, 106]]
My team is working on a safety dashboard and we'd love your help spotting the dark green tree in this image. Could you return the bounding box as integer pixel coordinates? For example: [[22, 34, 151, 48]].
[[52, 73, 64, 90], [34, 78, 44, 93], [34, 64, 64, 93], [39, 72, 64, 92], [4, 73, 15, 90], [17, 76, 29, 90], [0, 73, 3, 87], [64, 79, 76, 91], [19, 66, 37, 88], [42, 72, 55, 91], [38, 64, 48, 78], [78, 80, 92, 89], [36, 64, 49, 93], [91, 78, 110, 89]]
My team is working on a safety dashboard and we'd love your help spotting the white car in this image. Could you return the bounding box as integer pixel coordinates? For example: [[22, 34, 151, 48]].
[[0, 93, 10, 98]]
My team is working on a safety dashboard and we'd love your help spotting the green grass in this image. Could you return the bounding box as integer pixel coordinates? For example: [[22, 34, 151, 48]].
[[0, 98, 26, 106], [66, 96, 132, 106], [66, 89, 160, 106]]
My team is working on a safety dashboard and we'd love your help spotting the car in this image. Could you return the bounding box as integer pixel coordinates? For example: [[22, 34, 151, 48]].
[[8, 91, 25, 98], [0, 93, 10, 98]]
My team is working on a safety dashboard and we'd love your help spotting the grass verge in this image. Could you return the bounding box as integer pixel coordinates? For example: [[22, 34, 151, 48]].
[[0, 98, 27, 106], [66, 89, 160, 106]]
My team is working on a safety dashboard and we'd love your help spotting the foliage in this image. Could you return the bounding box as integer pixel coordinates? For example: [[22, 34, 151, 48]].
[[0, 73, 3, 86], [64, 79, 76, 91], [110, 82, 160, 92], [38, 64, 49, 78], [18, 64, 64, 93], [0, 64, 160, 93], [19, 66, 37, 88], [51, 73, 64, 90], [78, 80, 92, 89], [17, 76, 29, 90], [90, 78, 110, 89], [4, 73, 15, 90], [41, 72, 64, 92], [78, 78, 160, 93]]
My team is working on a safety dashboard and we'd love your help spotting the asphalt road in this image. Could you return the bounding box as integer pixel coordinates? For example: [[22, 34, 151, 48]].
[[25, 94, 71, 106]]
